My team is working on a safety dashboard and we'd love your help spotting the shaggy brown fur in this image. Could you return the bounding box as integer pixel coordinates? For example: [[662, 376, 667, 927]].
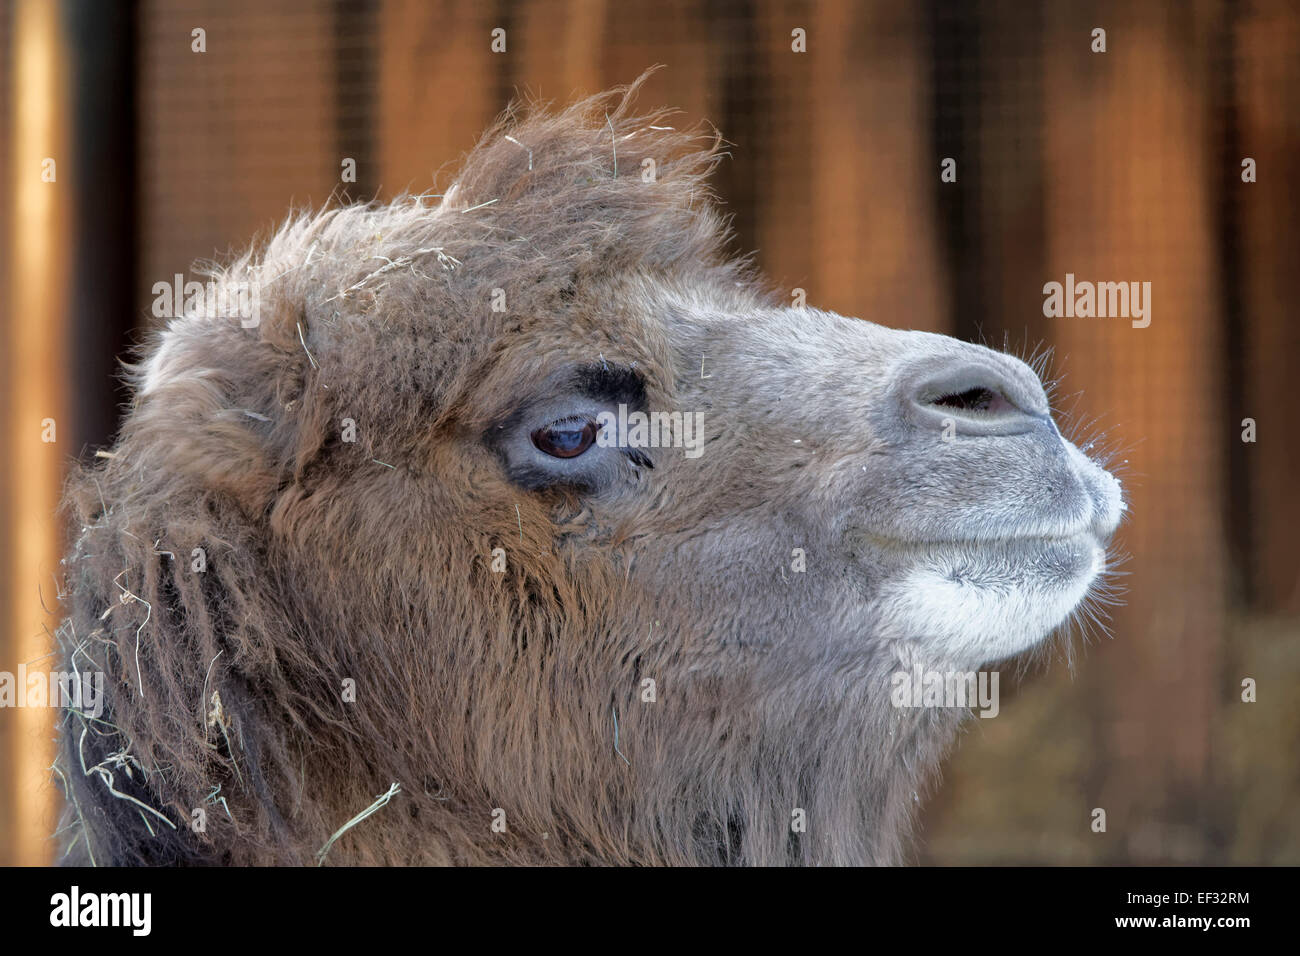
[[53, 76, 1115, 866]]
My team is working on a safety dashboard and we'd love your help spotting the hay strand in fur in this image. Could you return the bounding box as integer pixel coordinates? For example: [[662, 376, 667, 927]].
[[316, 782, 402, 865]]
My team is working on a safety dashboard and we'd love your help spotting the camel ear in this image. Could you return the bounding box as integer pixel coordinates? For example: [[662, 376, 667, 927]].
[[131, 314, 307, 510]]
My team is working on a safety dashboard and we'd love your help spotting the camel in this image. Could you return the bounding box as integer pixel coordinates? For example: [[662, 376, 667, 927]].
[[52, 77, 1124, 866]]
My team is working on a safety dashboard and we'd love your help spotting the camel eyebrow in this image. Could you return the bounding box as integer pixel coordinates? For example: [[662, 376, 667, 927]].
[[571, 361, 647, 407]]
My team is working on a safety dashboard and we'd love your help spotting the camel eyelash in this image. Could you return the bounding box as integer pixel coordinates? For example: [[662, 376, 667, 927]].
[[546, 414, 597, 429]]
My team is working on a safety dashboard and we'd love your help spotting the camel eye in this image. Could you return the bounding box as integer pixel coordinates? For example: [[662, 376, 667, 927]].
[[531, 418, 599, 459]]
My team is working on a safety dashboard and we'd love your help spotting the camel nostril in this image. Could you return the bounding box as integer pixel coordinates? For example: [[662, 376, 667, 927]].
[[898, 355, 1050, 438]]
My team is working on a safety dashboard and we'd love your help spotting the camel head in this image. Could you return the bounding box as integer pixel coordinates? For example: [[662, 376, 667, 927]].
[[58, 79, 1124, 866]]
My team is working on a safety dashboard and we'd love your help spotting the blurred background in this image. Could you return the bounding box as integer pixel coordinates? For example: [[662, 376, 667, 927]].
[[1, 0, 1297, 866]]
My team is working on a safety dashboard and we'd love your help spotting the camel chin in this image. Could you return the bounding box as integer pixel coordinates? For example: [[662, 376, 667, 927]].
[[872, 532, 1105, 665]]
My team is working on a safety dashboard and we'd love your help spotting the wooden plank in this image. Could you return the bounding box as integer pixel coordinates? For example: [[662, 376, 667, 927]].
[[2, 0, 72, 867], [751, 0, 816, 308], [377, 0, 508, 196], [0, 0, 10, 871], [808, 1, 947, 332], [1234, 1, 1300, 614], [512, 0, 607, 102], [138, 0, 338, 317]]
